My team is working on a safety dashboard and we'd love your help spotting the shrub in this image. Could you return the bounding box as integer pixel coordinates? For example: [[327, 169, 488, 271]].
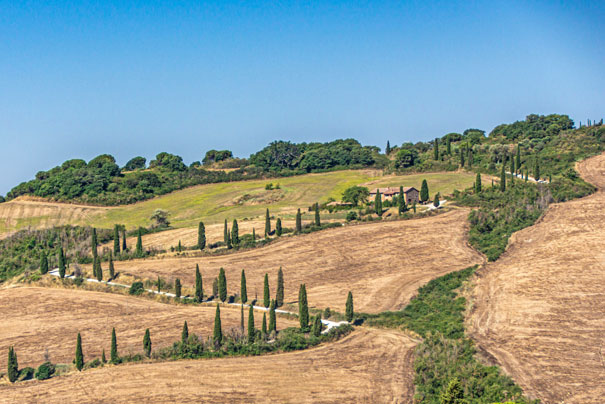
[[129, 281, 145, 295], [34, 362, 55, 380]]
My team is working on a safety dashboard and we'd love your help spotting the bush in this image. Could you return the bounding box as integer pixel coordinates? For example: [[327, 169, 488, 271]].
[[34, 362, 55, 380], [129, 281, 145, 295], [346, 211, 358, 222], [17, 367, 34, 382]]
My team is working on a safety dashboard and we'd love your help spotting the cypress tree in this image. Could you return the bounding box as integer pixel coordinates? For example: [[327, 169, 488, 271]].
[[240, 303, 244, 331], [7, 346, 18, 383], [276, 218, 282, 236], [296, 208, 302, 233], [299, 284, 309, 330], [412, 201, 417, 213], [40, 252, 48, 274], [247, 306, 255, 342], [269, 299, 276, 332], [181, 321, 189, 343], [467, 149, 472, 168], [433, 138, 439, 160], [195, 264, 203, 302], [231, 219, 239, 247], [374, 191, 382, 216], [263, 273, 270, 308], [108, 251, 115, 280], [113, 224, 120, 255], [346, 291, 354, 322], [121, 227, 127, 252], [460, 148, 465, 167], [110, 327, 119, 364], [500, 163, 506, 192], [312, 314, 322, 337], [446, 137, 451, 155], [475, 173, 482, 193], [314, 203, 321, 226], [398, 186, 405, 215], [94, 256, 102, 282], [240, 269, 247, 304], [265, 208, 271, 237], [213, 304, 222, 346], [510, 157, 515, 178], [525, 170, 528, 181], [276, 267, 284, 307], [218, 267, 227, 302], [433, 193, 440, 208], [75, 333, 84, 371], [516, 144, 521, 172], [102, 349, 107, 363], [385, 140, 391, 155], [135, 227, 143, 257], [252, 228, 256, 243], [212, 277, 218, 297], [198, 221, 206, 250], [534, 157, 540, 180], [175, 278, 182, 299], [143, 328, 151, 357], [420, 179, 429, 203], [58, 246, 66, 278], [261, 312, 267, 337], [224, 219, 229, 244], [177, 240, 182, 252], [226, 229, 232, 249], [91, 227, 98, 258]]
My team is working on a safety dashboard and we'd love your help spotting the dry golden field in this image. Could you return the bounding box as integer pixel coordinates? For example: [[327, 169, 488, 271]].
[[104, 209, 484, 314], [0, 328, 417, 404], [0, 287, 297, 373], [468, 152, 605, 404]]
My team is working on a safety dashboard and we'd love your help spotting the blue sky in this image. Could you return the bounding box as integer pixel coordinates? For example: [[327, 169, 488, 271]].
[[1, 0, 604, 195]]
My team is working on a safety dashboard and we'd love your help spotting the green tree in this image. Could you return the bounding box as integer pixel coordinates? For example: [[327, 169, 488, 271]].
[[136, 227, 143, 257], [252, 228, 256, 244], [265, 208, 271, 237], [276, 218, 282, 236], [214, 305, 222, 346], [295, 208, 302, 233], [102, 349, 106, 363], [247, 306, 255, 342], [534, 157, 540, 180], [240, 269, 248, 304], [181, 321, 189, 343], [475, 173, 482, 193], [175, 278, 182, 299], [342, 186, 370, 206], [58, 246, 66, 278], [113, 224, 120, 254], [276, 267, 284, 307], [516, 144, 521, 172], [110, 327, 119, 364], [433, 138, 439, 160], [91, 227, 98, 258], [75, 333, 84, 371], [195, 264, 203, 302], [433, 193, 440, 208], [143, 328, 151, 357], [374, 190, 382, 215], [40, 252, 48, 274], [446, 137, 451, 155], [7, 346, 18, 383], [240, 303, 244, 331], [261, 312, 267, 337], [269, 299, 277, 332], [218, 267, 227, 302], [385, 140, 391, 155], [346, 291, 354, 322], [420, 179, 429, 203], [198, 221, 206, 250], [398, 186, 405, 215], [314, 203, 321, 226], [467, 148, 473, 168], [108, 251, 115, 280], [312, 314, 322, 337], [94, 256, 102, 282], [232, 219, 239, 247], [413, 201, 417, 213], [121, 227, 127, 252], [500, 163, 506, 192], [299, 284, 309, 330], [440, 378, 468, 404], [263, 273, 270, 308]]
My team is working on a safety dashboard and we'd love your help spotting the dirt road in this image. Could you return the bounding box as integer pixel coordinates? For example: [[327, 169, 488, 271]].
[[0, 328, 416, 403], [106, 209, 484, 314], [468, 152, 605, 403]]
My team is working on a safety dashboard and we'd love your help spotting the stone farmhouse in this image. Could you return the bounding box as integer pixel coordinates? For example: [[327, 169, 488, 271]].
[[369, 187, 420, 204]]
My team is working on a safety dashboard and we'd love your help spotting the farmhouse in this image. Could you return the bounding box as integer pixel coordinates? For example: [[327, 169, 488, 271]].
[[369, 187, 419, 204]]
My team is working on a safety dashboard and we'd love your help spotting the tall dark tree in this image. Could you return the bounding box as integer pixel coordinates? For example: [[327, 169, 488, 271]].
[[94, 256, 102, 282], [213, 305, 222, 346], [175, 278, 182, 299], [534, 157, 540, 180], [510, 157, 515, 181], [263, 273, 270, 308], [156, 276, 161, 294], [420, 180, 429, 203], [500, 162, 506, 192], [121, 227, 127, 252], [108, 251, 115, 280], [269, 299, 277, 332], [195, 264, 203, 302], [240, 269, 247, 304], [446, 137, 451, 155], [135, 227, 143, 257], [475, 172, 482, 193], [276, 267, 284, 307], [433, 193, 440, 208], [467, 148, 472, 169], [231, 219, 239, 247], [240, 302, 244, 331], [295, 208, 302, 233], [224, 219, 229, 244], [314, 203, 321, 226], [516, 144, 521, 172], [181, 321, 189, 343], [346, 291, 354, 322], [433, 138, 439, 160], [265, 208, 271, 237], [75, 333, 84, 371], [276, 218, 282, 236], [110, 327, 119, 364], [398, 186, 405, 215], [226, 228, 232, 249], [385, 140, 391, 155], [143, 328, 152, 357], [374, 191, 382, 216], [58, 246, 66, 278], [460, 148, 465, 167], [40, 252, 48, 274], [247, 306, 255, 342], [312, 314, 322, 337], [91, 227, 98, 258], [198, 221, 206, 250], [261, 313, 267, 337], [298, 284, 309, 330], [102, 349, 106, 363], [113, 224, 120, 255], [218, 267, 227, 302], [7, 346, 18, 383], [252, 228, 256, 244]]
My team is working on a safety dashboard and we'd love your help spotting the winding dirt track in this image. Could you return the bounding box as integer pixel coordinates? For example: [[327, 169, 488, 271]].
[[469, 152, 605, 404], [0, 287, 297, 372], [0, 328, 416, 404], [108, 209, 484, 314]]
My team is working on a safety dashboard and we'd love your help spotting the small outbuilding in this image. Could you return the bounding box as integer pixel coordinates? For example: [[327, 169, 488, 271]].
[[369, 186, 420, 204]]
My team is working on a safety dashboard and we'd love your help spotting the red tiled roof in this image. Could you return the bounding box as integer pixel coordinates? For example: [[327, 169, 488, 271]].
[[370, 186, 418, 195]]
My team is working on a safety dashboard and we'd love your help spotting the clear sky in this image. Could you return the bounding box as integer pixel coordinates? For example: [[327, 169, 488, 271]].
[[1, 0, 604, 195]]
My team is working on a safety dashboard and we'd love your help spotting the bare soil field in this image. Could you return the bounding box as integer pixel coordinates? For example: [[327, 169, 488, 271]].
[[0, 328, 416, 404], [0, 287, 297, 372], [468, 152, 605, 404], [106, 209, 484, 314]]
